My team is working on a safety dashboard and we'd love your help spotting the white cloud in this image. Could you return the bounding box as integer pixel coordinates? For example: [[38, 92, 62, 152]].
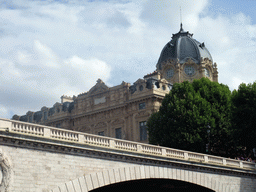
[[0, 105, 9, 119], [231, 77, 249, 91], [34, 40, 60, 68], [0, 39, 111, 116]]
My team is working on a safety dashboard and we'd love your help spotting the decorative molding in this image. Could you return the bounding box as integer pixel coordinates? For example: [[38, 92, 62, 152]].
[[135, 111, 151, 118], [94, 122, 107, 128], [111, 119, 124, 125]]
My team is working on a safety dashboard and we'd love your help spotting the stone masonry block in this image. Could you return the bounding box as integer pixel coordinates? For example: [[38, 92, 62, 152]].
[[96, 172, 105, 187], [65, 181, 75, 192], [140, 166, 146, 179], [192, 171, 196, 184], [114, 168, 121, 183], [188, 171, 192, 183], [172, 168, 177, 180], [200, 173, 205, 188], [216, 180, 220, 191], [159, 167, 164, 178], [84, 175, 93, 191], [184, 170, 188, 182], [135, 166, 141, 180], [124, 167, 131, 181], [108, 169, 115, 184], [176, 169, 180, 180], [167, 168, 172, 179], [144, 166, 150, 178], [130, 167, 136, 180], [78, 176, 88, 192], [90, 173, 99, 189], [51, 187, 61, 192], [163, 167, 168, 179], [149, 166, 154, 178], [180, 169, 184, 181], [58, 184, 68, 192], [119, 167, 126, 182], [154, 166, 159, 178], [196, 172, 200, 185], [102, 170, 110, 186]]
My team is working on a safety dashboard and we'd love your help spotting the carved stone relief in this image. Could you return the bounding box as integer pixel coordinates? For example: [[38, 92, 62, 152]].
[[0, 149, 12, 192]]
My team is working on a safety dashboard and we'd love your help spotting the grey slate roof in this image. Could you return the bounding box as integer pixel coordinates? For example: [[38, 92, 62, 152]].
[[157, 24, 212, 70]]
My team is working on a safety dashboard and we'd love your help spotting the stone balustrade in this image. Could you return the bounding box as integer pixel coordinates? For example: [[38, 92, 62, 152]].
[[0, 118, 255, 171]]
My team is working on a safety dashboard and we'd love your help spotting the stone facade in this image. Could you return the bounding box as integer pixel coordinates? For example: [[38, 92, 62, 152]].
[[12, 25, 219, 143], [12, 74, 171, 143]]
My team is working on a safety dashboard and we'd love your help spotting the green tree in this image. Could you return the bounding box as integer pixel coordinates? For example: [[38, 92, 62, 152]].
[[147, 78, 232, 155], [231, 82, 256, 155]]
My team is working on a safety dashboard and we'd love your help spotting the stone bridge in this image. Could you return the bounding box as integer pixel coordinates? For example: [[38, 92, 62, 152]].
[[0, 118, 255, 192]]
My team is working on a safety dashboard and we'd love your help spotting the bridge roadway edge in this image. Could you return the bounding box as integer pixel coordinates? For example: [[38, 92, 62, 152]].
[[0, 130, 255, 179]]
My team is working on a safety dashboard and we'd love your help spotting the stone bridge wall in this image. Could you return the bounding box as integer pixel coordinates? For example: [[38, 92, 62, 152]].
[[0, 118, 255, 192], [1, 144, 255, 192]]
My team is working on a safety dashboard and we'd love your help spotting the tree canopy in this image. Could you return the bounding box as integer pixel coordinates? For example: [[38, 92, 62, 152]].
[[147, 78, 232, 155], [231, 82, 256, 154]]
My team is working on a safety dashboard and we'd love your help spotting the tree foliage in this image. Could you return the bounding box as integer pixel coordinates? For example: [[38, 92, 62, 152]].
[[231, 82, 256, 154], [147, 78, 232, 155]]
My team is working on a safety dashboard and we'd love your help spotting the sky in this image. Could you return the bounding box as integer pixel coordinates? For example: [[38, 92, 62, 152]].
[[1, 0, 256, 119]]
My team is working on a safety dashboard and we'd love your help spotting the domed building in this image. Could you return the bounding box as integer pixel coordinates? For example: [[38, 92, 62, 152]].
[[157, 24, 218, 83], [12, 25, 218, 143]]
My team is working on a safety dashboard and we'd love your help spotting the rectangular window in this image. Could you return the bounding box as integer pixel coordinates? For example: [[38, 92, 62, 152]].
[[140, 121, 147, 141], [139, 102, 146, 110], [56, 123, 61, 128], [98, 131, 104, 136], [115, 128, 122, 139]]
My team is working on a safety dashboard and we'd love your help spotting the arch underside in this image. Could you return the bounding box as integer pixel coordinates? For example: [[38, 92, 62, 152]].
[[51, 165, 234, 192], [91, 178, 214, 192]]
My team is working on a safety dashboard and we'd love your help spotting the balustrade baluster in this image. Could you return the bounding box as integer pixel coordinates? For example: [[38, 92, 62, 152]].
[[13, 123, 16, 131]]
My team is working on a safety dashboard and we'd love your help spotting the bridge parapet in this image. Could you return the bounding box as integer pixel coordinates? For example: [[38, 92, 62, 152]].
[[0, 118, 255, 171]]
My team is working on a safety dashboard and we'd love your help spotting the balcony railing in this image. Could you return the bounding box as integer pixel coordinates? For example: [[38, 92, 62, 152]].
[[0, 118, 255, 171]]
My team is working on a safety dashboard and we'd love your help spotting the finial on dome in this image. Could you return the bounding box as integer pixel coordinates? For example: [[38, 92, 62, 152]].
[[180, 23, 184, 32], [179, 6, 184, 32]]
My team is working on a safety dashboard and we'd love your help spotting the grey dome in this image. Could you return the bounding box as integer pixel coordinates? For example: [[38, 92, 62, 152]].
[[157, 24, 212, 70]]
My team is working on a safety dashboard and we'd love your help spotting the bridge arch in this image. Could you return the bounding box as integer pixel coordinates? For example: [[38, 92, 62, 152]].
[[52, 165, 231, 192]]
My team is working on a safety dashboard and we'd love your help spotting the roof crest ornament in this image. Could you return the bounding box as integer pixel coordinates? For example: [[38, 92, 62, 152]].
[[179, 6, 184, 32]]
